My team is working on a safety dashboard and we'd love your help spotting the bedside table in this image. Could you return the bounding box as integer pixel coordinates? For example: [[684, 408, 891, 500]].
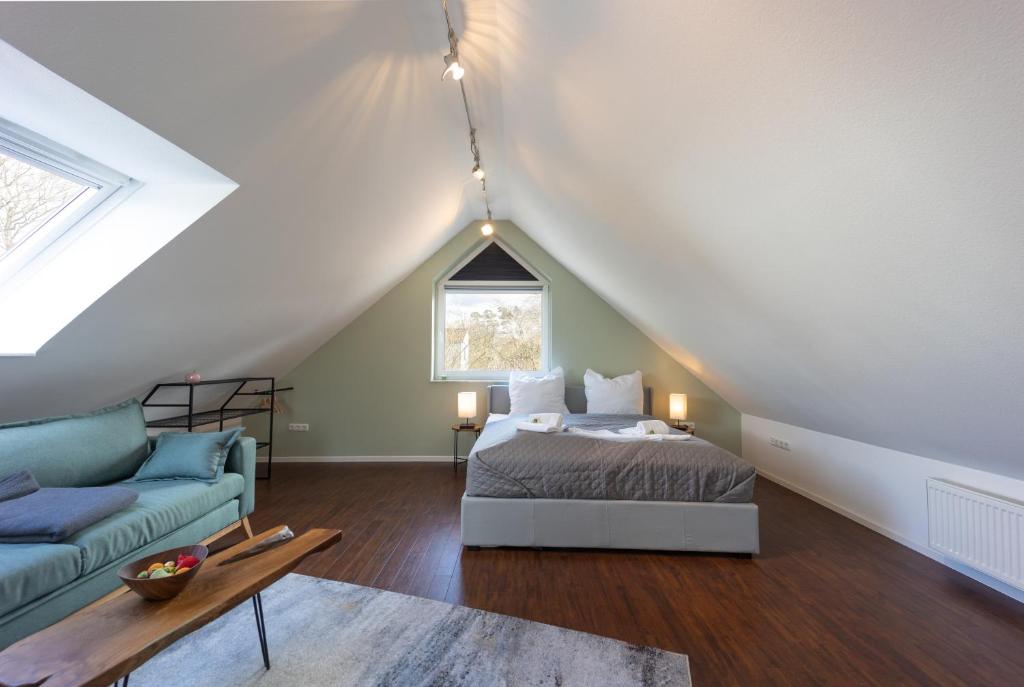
[[672, 421, 696, 435], [451, 424, 482, 472]]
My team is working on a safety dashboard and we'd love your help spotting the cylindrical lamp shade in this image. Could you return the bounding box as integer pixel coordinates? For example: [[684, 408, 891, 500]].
[[669, 393, 688, 421], [457, 392, 478, 420]]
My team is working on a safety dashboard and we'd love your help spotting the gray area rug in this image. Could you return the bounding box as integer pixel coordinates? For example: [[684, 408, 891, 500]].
[[130, 573, 690, 686]]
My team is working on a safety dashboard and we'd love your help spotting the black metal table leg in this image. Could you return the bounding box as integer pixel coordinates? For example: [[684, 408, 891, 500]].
[[451, 427, 479, 473], [252, 592, 270, 670], [453, 429, 458, 472]]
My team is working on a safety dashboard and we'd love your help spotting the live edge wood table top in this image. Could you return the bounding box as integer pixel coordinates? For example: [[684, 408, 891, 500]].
[[0, 527, 342, 687]]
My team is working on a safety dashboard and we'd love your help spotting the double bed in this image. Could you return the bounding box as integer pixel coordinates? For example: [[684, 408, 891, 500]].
[[460, 385, 760, 554]]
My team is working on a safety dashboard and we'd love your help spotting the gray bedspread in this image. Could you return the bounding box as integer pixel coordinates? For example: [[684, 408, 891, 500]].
[[466, 414, 756, 503]]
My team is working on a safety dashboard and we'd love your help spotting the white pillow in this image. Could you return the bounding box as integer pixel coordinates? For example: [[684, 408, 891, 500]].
[[584, 369, 644, 414], [509, 367, 571, 415]]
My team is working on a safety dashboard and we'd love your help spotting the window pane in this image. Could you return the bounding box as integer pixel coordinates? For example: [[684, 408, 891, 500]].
[[0, 151, 92, 261], [445, 290, 542, 372]]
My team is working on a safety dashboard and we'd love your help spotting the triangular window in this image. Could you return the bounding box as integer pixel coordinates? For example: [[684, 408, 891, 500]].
[[449, 242, 538, 282]]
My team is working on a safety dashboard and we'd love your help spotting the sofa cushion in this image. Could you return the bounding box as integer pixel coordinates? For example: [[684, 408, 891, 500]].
[[0, 400, 149, 488], [67, 473, 244, 574], [132, 428, 242, 483], [0, 543, 83, 616]]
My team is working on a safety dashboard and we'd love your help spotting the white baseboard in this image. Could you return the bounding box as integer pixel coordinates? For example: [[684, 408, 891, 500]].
[[743, 414, 1024, 603], [755, 465, 1024, 603], [256, 455, 452, 463], [757, 467, 929, 553]]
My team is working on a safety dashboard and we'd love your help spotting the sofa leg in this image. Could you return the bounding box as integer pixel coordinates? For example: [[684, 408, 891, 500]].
[[201, 521, 244, 546], [242, 516, 254, 538]]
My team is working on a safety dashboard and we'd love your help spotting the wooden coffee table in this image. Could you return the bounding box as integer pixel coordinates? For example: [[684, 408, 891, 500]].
[[0, 526, 342, 687]]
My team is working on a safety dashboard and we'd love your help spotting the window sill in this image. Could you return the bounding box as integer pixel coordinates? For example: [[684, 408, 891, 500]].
[[430, 377, 507, 384]]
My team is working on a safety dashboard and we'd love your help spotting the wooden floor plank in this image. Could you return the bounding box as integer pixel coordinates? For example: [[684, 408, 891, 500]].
[[249, 463, 1024, 686]]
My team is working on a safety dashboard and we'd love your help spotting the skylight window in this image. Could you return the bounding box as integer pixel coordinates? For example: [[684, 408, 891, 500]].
[[0, 125, 127, 285], [1, 150, 93, 257], [0, 41, 238, 356]]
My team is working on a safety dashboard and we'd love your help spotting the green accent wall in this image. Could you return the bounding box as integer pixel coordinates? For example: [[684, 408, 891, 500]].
[[262, 220, 741, 457]]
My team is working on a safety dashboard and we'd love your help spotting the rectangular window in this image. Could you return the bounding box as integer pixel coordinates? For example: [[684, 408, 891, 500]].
[[443, 287, 544, 374]]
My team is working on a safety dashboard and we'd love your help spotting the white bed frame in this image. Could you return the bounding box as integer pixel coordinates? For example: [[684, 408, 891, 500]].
[[460, 385, 760, 555]]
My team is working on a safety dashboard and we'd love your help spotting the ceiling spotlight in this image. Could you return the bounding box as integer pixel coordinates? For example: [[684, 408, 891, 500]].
[[472, 164, 485, 180], [481, 222, 494, 237], [442, 52, 464, 81]]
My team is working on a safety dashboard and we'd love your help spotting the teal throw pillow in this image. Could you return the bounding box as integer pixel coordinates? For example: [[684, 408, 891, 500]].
[[132, 428, 242, 483]]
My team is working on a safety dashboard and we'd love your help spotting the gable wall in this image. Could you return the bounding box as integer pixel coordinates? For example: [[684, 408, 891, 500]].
[[258, 220, 741, 458]]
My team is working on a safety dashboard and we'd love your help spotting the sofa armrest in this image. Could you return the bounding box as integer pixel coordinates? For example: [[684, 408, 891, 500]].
[[225, 436, 257, 517]]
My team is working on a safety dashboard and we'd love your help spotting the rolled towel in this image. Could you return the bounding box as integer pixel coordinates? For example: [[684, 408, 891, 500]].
[[528, 413, 564, 429], [516, 422, 562, 433], [619, 420, 690, 440], [636, 420, 671, 435], [619, 421, 669, 436]]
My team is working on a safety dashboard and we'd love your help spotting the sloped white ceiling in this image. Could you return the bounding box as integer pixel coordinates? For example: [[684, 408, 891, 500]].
[[0, 1, 501, 419], [496, 0, 1024, 478], [1, 1, 1022, 479]]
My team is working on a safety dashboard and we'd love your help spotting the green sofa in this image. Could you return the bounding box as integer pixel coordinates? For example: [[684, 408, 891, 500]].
[[0, 400, 256, 649]]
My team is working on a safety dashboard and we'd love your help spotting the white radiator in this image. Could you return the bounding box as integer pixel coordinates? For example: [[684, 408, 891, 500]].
[[926, 478, 1024, 590]]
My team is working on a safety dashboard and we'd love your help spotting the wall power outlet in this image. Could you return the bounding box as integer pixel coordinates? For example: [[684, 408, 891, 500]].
[[288, 423, 310, 432], [768, 436, 790, 451]]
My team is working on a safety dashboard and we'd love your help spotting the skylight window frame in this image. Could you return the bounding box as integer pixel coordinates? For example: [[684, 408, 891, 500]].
[[432, 238, 552, 382], [0, 119, 136, 285]]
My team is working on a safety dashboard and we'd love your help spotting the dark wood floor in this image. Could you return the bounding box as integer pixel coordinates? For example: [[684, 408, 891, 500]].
[[242, 463, 1024, 686]]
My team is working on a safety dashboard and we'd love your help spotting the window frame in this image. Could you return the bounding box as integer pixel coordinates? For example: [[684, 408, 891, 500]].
[[0, 119, 134, 285], [432, 239, 551, 382]]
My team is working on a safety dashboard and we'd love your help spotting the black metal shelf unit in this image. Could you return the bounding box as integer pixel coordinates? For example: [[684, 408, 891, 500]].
[[140, 377, 293, 480]]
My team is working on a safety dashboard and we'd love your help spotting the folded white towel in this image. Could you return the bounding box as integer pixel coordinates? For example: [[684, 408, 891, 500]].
[[567, 428, 620, 438], [651, 433, 691, 441], [527, 413, 564, 429], [516, 422, 562, 433], [616, 432, 691, 442], [568, 427, 690, 442]]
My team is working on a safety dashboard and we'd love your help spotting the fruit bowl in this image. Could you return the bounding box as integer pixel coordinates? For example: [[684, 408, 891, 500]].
[[117, 544, 208, 601]]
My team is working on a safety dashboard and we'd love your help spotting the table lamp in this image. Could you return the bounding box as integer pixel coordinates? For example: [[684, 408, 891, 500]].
[[669, 393, 688, 429], [457, 392, 478, 428]]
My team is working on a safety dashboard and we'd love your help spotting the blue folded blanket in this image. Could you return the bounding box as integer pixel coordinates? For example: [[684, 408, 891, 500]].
[[0, 470, 40, 502], [0, 471, 138, 543]]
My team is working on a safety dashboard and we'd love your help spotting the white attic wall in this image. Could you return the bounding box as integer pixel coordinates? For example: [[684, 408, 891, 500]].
[[496, 0, 1024, 479], [0, 0, 499, 422]]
